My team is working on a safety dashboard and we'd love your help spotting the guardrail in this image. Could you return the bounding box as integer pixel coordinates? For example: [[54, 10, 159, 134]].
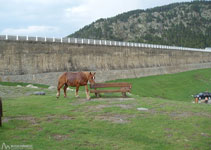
[[0, 35, 209, 52]]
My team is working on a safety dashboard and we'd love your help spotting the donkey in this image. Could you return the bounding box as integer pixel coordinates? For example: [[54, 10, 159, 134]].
[[56, 72, 96, 100]]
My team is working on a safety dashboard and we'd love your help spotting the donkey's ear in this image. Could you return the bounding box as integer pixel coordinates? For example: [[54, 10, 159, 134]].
[[89, 72, 92, 75], [93, 72, 96, 75]]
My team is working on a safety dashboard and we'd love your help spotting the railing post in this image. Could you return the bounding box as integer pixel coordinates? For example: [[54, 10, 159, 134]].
[[5, 34, 8, 40], [68, 38, 70, 43], [61, 37, 63, 43], [94, 39, 96, 45], [45, 37, 47, 42], [88, 39, 90, 44], [53, 37, 55, 42], [36, 36, 38, 42], [82, 39, 84, 44], [16, 35, 19, 41], [75, 38, 77, 44], [26, 35, 28, 41]]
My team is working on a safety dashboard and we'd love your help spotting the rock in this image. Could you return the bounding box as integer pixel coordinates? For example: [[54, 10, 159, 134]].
[[127, 92, 132, 96], [137, 107, 149, 111], [48, 86, 56, 90], [17, 85, 22, 87], [33, 91, 45, 95], [67, 88, 74, 91], [26, 84, 38, 89]]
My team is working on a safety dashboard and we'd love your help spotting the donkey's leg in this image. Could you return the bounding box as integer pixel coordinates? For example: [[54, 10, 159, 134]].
[[63, 84, 68, 98], [85, 85, 91, 100], [75, 86, 80, 98]]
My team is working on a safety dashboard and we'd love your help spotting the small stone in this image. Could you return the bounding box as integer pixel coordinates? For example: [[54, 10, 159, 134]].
[[26, 84, 38, 89], [137, 107, 149, 111], [127, 92, 132, 96], [33, 91, 45, 95], [184, 139, 189, 142], [48, 86, 56, 90], [67, 88, 74, 91], [17, 85, 22, 87]]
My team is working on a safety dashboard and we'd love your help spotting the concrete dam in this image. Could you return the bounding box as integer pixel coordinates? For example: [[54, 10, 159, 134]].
[[0, 35, 211, 85]]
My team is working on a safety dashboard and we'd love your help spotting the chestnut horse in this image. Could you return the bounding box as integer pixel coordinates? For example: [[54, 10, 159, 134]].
[[56, 72, 96, 100]]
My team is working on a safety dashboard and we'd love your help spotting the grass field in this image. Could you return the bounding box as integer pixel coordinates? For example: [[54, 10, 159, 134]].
[[0, 69, 211, 150]]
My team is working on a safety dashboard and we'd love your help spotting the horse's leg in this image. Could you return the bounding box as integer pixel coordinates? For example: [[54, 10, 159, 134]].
[[85, 85, 91, 100], [57, 79, 66, 99], [63, 84, 68, 98], [75, 85, 80, 98], [57, 85, 61, 99]]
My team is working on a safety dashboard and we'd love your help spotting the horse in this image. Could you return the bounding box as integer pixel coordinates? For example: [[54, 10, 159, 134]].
[[56, 72, 96, 100]]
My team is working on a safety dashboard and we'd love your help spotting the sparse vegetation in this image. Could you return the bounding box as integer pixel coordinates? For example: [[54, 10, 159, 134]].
[[69, 1, 211, 48]]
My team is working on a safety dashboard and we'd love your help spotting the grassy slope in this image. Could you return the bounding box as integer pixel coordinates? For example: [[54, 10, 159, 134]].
[[110, 68, 211, 101], [0, 68, 211, 150], [0, 82, 49, 88]]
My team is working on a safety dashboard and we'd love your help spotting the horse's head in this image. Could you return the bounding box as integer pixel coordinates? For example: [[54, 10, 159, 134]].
[[88, 72, 96, 85]]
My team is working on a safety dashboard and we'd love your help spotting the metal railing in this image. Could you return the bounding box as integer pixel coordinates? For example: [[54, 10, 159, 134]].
[[0, 35, 210, 52]]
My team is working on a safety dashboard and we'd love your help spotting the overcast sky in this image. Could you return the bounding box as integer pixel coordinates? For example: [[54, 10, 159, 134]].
[[0, 0, 191, 38]]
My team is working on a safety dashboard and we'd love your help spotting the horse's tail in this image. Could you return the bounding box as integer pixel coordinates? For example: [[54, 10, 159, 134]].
[[57, 72, 67, 90]]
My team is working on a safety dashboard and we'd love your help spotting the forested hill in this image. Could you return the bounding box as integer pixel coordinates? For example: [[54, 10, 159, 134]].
[[68, 1, 211, 48]]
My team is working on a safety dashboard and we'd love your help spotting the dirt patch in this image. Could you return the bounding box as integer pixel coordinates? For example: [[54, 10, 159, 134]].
[[148, 109, 211, 120], [169, 111, 211, 119], [77, 141, 98, 148], [86, 103, 134, 113], [44, 115, 75, 122], [2, 116, 38, 125], [2, 115, 75, 124], [61, 115, 75, 120], [115, 104, 133, 109], [71, 98, 88, 105], [52, 134, 69, 141], [91, 98, 135, 102], [95, 114, 135, 124], [86, 104, 112, 112]]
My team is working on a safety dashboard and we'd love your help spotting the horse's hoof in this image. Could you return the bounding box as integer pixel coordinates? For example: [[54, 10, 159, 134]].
[[75, 95, 80, 98], [56, 97, 59, 99], [87, 97, 91, 101]]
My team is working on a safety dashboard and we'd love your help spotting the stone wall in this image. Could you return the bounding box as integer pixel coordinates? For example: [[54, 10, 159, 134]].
[[0, 40, 211, 85]]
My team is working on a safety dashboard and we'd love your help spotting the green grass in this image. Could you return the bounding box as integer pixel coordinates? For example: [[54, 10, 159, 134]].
[[109, 68, 211, 101], [0, 81, 49, 88], [0, 68, 211, 150]]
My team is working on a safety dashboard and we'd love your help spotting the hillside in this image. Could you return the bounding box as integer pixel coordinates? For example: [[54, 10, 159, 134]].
[[110, 68, 211, 101], [68, 1, 211, 48]]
